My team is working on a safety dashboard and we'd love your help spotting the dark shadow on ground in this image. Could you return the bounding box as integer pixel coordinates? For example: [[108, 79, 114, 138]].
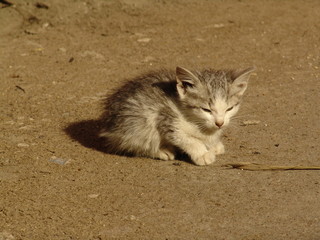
[[64, 119, 109, 154]]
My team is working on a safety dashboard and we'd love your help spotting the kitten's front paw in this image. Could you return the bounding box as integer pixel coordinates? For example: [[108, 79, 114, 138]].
[[193, 152, 216, 166], [156, 149, 175, 161], [213, 142, 225, 155]]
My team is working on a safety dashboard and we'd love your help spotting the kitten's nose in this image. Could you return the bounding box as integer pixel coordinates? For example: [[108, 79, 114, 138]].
[[215, 120, 224, 128]]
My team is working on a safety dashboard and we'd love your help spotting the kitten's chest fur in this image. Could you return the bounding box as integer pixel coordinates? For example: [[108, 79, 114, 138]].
[[174, 113, 221, 145]]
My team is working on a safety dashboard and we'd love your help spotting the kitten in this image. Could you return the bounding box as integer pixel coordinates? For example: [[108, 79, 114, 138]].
[[99, 66, 255, 165]]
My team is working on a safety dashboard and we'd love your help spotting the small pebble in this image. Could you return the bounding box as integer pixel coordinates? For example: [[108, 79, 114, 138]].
[[58, 47, 67, 53], [143, 56, 155, 62], [88, 194, 100, 199], [17, 143, 29, 148], [241, 120, 261, 126], [19, 125, 33, 130], [213, 23, 225, 28], [49, 157, 69, 165], [137, 38, 151, 43], [80, 51, 105, 60], [42, 22, 50, 28], [195, 38, 205, 42]]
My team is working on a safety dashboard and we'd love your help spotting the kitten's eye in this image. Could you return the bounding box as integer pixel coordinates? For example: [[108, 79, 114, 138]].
[[226, 106, 234, 112], [201, 108, 211, 113], [182, 81, 194, 89]]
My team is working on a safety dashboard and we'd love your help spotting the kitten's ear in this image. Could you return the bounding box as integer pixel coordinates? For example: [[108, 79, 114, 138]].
[[229, 67, 255, 97], [176, 66, 199, 97]]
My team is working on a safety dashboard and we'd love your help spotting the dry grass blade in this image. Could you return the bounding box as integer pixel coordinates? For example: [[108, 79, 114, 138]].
[[223, 162, 320, 171]]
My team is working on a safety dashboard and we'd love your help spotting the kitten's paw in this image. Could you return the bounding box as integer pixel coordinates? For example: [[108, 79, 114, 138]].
[[156, 149, 175, 161], [213, 142, 225, 155], [193, 152, 216, 166]]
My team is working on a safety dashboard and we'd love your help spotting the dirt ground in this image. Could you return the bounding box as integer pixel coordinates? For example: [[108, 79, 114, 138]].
[[1, 0, 320, 239]]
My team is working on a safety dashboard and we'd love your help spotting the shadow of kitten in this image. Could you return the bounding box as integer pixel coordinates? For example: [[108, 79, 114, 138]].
[[64, 119, 111, 154]]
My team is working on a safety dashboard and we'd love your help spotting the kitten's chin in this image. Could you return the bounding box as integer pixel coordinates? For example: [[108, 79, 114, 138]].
[[202, 123, 221, 134]]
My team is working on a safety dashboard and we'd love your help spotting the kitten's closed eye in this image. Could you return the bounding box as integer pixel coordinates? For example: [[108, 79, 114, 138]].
[[226, 102, 240, 112], [201, 107, 211, 113], [202, 106, 233, 114], [182, 81, 194, 89], [226, 106, 234, 112], [202, 106, 233, 113]]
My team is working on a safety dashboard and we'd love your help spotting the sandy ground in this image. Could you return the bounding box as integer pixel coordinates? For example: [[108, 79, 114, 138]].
[[1, 0, 320, 239]]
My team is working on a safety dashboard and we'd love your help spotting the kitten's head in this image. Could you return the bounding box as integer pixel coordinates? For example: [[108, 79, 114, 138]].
[[176, 66, 255, 131]]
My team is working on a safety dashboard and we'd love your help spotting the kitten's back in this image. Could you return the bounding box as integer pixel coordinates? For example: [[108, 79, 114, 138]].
[[100, 70, 179, 156]]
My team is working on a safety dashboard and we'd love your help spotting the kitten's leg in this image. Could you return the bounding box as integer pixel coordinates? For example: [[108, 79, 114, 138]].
[[173, 138, 216, 166], [212, 141, 225, 155], [158, 116, 214, 165], [194, 150, 216, 166], [155, 148, 175, 161], [206, 130, 225, 155], [191, 141, 225, 165], [193, 142, 224, 166]]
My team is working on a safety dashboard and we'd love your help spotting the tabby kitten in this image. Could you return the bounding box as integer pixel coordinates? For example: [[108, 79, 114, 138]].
[[100, 66, 254, 165]]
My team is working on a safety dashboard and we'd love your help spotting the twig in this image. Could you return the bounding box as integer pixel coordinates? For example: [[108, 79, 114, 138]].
[[15, 85, 25, 93], [223, 162, 320, 171]]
